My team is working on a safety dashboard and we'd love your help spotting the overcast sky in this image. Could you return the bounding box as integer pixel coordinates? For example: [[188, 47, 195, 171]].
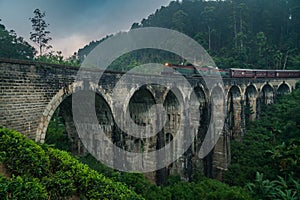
[[0, 0, 172, 57]]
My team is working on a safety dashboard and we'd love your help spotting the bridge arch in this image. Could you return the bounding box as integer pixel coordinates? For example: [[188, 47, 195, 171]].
[[127, 85, 157, 140], [159, 87, 185, 183], [260, 82, 274, 92], [245, 84, 258, 98], [113, 84, 158, 116], [226, 85, 242, 101], [260, 83, 274, 105], [161, 86, 186, 107], [277, 82, 291, 95], [35, 82, 113, 144], [162, 87, 184, 138]]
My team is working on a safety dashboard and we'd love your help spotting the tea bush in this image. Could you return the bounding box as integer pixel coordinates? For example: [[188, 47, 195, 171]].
[[0, 127, 143, 199]]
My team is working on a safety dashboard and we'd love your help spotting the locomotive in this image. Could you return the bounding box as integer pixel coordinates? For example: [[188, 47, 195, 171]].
[[162, 63, 300, 78], [163, 63, 229, 77]]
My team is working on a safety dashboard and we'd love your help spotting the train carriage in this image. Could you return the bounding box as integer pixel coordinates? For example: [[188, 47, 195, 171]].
[[276, 70, 300, 78], [229, 68, 255, 78], [162, 63, 300, 78]]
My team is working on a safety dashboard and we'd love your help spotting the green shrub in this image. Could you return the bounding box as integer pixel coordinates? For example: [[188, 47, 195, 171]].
[[42, 171, 76, 199], [197, 179, 252, 200], [0, 128, 142, 199], [47, 148, 143, 199], [79, 154, 168, 199], [164, 182, 201, 200], [0, 128, 50, 178], [163, 179, 252, 200], [0, 175, 8, 199], [78, 154, 122, 182], [0, 175, 48, 200]]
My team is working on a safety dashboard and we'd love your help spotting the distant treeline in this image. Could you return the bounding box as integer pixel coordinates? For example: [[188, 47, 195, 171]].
[[78, 0, 300, 70]]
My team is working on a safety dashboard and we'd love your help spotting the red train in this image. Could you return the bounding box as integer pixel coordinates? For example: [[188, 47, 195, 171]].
[[162, 63, 300, 78]]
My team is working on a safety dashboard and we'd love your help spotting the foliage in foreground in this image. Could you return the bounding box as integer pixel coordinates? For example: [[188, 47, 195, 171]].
[[0, 126, 251, 199], [0, 175, 48, 200], [0, 127, 142, 199]]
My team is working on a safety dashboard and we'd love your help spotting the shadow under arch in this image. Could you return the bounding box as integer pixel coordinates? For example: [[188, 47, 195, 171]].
[[245, 84, 258, 122], [116, 84, 157, 116], [36, 82, 83, 143], [191, 85, 212, 178], [227, 85, 242, 101], [47, 92, 115, 154], [36, 82, 114, 151], [120, 85, 158, 154], [155, 87, 185, 185], [128, 85, 157, 128], [245, 84, 258, 99], [227, 85, 242, 139], [261, 83, 274, 105], [190, 86, 208, 152], [163, 87, 183, 135], [277, 82, 291, 95]]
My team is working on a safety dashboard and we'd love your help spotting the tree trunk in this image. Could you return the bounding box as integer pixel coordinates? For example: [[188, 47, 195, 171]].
[[283, 50, 290, 69], [208, 25, 211, 51], [233, 11, 237, 49]]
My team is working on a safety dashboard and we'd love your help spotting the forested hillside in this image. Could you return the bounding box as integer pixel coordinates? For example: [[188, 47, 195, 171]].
[[78, 0, 300, 70], [223, 85, 300, 199]]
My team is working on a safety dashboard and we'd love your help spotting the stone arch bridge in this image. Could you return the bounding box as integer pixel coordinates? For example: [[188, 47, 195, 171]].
[[0, 59, 299, 184]]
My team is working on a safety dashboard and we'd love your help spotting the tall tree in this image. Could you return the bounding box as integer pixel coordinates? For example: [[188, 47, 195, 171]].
[[201, 6, 216, 51], [29, 9, 52, 56]]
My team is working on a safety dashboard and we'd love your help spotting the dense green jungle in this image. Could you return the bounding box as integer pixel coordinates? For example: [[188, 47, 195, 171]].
[[1, 0, 300, 199]]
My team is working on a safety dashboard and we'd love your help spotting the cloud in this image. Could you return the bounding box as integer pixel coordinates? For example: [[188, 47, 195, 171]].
[[0, 0, 171, 57], [53, 34, 92, 56]]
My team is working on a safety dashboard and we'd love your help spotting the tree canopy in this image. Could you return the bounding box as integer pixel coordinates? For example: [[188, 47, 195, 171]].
[[0, 20, 36, 60]]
